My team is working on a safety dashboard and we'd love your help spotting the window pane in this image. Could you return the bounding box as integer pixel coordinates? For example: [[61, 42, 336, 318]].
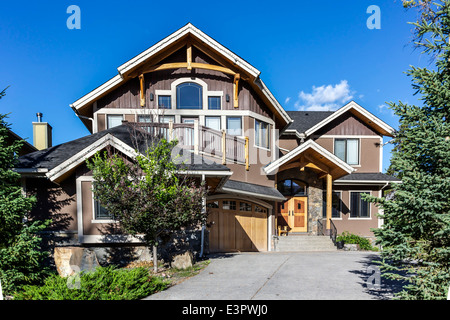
[[158, 95, 171, 109], [159, 116, 174, 123], [208, 96, 221, 110], [95, 201, 111, 220], [205, 116, 221, 131], [240, 202, 252, 211], [222, 200, 236, 210], [176, 82, 202, 109], [227, 117, 242, 136], [107, 115, 123, 129], [255, 120, 269, 148], [332, 192, 341, 218], [346, 139, 359, 165], [292, 180, 306, 196], [278, 180, 291, 196], [350, 192, 359, 218], [207, 201, 219, 209], [334, 139, 346, 162], [137, 115, 152, 123], [360, 192, 369, 217]]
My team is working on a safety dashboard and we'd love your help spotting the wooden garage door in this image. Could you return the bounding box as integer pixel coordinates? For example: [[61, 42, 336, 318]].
[[207, 199, 268, 253]]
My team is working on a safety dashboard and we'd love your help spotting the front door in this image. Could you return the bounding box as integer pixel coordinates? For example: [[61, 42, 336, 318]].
[[278, 197, 308, 233]]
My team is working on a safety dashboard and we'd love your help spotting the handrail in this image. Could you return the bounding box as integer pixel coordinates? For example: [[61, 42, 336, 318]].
[[127, 121, 248, 165], [317, 219, 324, 236], [329, 219, 337, 245]]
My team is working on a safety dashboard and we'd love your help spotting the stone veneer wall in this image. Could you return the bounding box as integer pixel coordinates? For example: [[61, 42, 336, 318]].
[[276, 167, 324, 234]]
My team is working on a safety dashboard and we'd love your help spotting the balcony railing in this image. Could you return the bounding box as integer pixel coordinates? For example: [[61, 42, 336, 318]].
[[127, 121, 249, 168]]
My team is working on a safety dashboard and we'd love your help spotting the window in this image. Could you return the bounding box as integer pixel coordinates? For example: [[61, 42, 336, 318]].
[[107, 115, 123, 129], [94, 200, 113, 220], [240, 202, 252, 212], [207, 201, 219, 209], [222, 200, 236, 211], [255, 120, 270, 149], [350, 192, 370, 218], [226, 116, 242, 136], [208, 96, 221, 110], [159, 115, 175, 123], [176, 82, 203, 109], [277, 179, 307, 196], [205, 116, 221, 131], [137, 115, 152, 123], [334, 139, 359, 165], [158, 95, 171, 109], [322, 191, 342, 218]]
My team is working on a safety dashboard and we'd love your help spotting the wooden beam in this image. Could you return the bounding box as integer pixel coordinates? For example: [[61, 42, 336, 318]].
[[326, 173, 332, 230], [139, 74, 145, 107], [303, 154, 330, 173], [186, 41, 192, 70], [233, 73, 240, 108], [141, 62, 237, 76]]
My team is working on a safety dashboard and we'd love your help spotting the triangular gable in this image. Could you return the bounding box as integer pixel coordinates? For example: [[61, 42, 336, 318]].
[[304, 101, 395, 137], [264, 140, 355, 179], [70, 23, 292, 127]]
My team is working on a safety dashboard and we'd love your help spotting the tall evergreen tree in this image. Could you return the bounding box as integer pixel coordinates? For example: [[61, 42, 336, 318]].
[[367, 1, 450, 299], [0, 88, 50, 295]]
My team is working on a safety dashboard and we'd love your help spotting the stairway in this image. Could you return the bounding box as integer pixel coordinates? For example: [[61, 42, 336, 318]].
[[274, 235, 337, 252]]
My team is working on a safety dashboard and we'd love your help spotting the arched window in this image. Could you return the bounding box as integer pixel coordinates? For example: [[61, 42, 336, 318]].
[[176, 82, 203, 109], [277, 179, 308, 196]]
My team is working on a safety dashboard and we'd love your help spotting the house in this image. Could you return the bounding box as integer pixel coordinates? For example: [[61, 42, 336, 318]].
[[16, 23, 400, 254]]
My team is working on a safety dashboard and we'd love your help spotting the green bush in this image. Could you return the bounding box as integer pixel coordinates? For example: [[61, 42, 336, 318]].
[[336, 231, 378, 251], [13, 266, 168, 300]]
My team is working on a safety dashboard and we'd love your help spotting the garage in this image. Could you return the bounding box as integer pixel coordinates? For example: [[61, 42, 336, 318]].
[[207, 199, 268, 252]]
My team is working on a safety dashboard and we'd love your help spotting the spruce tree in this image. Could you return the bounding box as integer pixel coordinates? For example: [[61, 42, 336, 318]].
[[368, 1, 450, 299]]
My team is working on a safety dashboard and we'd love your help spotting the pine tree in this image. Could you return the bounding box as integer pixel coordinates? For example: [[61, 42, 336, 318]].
[[0, 88, 50, 295], [368, 1, 450, 299]]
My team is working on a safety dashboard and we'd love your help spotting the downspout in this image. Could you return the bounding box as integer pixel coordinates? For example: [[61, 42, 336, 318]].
[[199, 174, 206, 258]]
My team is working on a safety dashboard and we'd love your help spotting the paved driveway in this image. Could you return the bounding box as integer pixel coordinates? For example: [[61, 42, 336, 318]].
[[145, 251, 403, 300]]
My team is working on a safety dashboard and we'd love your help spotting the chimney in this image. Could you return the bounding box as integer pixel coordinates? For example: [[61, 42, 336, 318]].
[[32, 112, 52, 150]]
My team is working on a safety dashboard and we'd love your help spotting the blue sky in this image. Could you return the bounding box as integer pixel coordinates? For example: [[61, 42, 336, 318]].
[[0, 1, 427, 171]]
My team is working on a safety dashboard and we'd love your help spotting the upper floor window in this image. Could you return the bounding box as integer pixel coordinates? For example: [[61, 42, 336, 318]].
[[255, 119, 270, 149], [277, 179, 307, 196], [176, 82, 203, 109], [226, 116, 242, 136], [158, 95, 171, 109], [334, 138, 359, 165], [107, 115, 123, 129], [208, 96, 221, 110]]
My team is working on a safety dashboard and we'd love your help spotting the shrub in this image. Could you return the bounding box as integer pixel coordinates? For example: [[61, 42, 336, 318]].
[[336, 231, 378, 251], [13, 266, 168, 300]]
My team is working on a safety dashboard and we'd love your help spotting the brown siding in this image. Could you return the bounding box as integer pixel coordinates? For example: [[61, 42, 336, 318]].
[[331, 186, 380, 238], [27, 176, 77, 233], [316, 113, 379, 136]]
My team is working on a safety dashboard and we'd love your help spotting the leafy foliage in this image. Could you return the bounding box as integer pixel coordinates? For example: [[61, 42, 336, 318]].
[[0, 90, 50, 294], [86, 137, 208, 271], [14, 266, 168, 300], [336, 231, 378, 251], [366, 2, 450, 299]]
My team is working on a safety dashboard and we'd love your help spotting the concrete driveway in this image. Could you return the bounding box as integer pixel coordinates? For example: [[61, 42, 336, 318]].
[[145, 251, 403, 300]]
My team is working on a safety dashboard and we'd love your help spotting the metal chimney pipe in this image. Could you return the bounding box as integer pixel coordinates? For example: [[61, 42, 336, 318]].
[[36, 112, 43, 123]]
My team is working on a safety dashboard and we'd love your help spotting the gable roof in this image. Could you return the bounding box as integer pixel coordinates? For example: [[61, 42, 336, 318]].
[[16, 124, 230, 183], [263, 139, 355, 178], [70, 23, 292, 128], [304, 101, 395, 137], [285, 111, 334, 134]]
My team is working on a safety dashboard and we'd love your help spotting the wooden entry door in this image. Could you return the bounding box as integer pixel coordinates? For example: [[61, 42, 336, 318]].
[[278, 197, 308, 232]]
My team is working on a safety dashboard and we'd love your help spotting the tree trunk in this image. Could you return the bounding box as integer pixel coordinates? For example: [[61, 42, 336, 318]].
[[153, 244, 158, 273]]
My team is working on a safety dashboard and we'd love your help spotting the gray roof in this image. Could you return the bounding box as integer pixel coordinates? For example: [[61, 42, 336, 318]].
[[222, 179, 285, 201], [335, 172, 401, 182], [17, 125, 229, 172], [285, 111, 334, 134]]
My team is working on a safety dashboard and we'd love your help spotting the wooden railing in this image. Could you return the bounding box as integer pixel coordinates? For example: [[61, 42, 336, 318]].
[[127, 121, 249, 167]]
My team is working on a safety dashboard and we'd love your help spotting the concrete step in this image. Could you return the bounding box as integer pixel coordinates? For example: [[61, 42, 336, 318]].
[[274, 236, 337, 252]]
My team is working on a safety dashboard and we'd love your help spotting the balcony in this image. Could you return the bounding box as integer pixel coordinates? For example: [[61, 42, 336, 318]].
[[127, 121, 249, 169]]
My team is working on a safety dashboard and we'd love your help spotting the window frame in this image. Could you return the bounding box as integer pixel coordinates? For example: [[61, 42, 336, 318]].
[[349, 191, 371, 219], [255, 119, 270, 149], [277, 179, 308, 196], [176, 82, 203, 110], [226, 116, 242, 136], [334, 138, 360, 165], [322, 191, 342, 219], [106, 114, 124, 129], [208, 96, 221, 110], [157, 95, 172, 109]]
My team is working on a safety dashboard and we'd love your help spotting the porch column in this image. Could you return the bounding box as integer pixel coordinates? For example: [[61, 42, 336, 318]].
[[326, 173, 332, 230]]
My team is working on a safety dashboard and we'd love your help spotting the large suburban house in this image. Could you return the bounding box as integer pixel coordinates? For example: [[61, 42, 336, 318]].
[[16, 23, 400, 254]]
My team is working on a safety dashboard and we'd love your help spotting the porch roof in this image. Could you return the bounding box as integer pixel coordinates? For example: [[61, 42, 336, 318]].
[[219, 179, 286, 202], [263, 140, 355, 179]]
